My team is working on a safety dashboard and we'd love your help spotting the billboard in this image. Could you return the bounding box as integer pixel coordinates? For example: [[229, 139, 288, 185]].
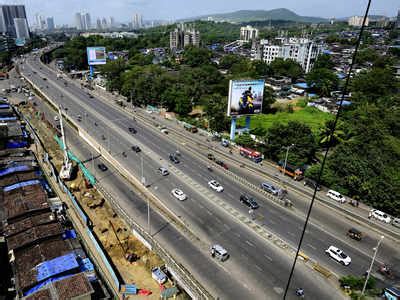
[[87, 47, 106, 65], [227, 79, 265, 116]]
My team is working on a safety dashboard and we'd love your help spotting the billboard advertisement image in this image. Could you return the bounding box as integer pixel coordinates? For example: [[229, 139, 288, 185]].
[[87, 47, 107, 65], [227, 79, 265, 116]]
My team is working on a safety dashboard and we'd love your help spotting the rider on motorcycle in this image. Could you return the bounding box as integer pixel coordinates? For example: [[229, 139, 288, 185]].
[[295, 288, 304, 297]]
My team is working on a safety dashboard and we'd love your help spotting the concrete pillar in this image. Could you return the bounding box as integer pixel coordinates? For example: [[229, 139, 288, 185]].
[[230, 117, 236, 141]]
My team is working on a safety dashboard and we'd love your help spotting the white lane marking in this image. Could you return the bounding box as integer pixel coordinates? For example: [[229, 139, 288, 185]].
[[287, 231, 295, 237], [245, 240, 255, 247], [255, 265, 263, 272], [198, 203, 205, 209], [234, 232, 241, 238], [223, 224, 230, 230], [206, 209, 213, 216], [307, 243, 316, 250], [264, 254, 273, 261]]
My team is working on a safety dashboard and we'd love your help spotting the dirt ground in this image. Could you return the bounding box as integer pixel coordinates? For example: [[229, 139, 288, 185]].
[[19, 102, 180, 299]]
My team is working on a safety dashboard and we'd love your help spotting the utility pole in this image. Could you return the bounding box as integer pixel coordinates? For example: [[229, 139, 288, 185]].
[[282, 144, 295, 181], [362, 235, 384, 296]]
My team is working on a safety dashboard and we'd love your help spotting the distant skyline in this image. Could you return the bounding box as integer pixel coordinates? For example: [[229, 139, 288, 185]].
[[2, 0, 399, 25]]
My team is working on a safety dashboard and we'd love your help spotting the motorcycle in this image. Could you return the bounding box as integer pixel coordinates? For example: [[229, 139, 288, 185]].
[[378, 264, 395, 279], [207, 166, 213, 172], [295, 288, 304, 298]]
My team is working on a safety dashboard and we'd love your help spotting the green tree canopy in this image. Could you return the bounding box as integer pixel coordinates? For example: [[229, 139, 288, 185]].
[[182, 46, 212, 67], [270, 58, 303, 81], [306, 68, 339, 97]]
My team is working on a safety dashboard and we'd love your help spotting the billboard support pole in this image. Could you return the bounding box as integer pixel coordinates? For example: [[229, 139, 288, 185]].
[[230, 117, 237, 141], [89, 65, 94, 79], [245, 116, 251, 131]]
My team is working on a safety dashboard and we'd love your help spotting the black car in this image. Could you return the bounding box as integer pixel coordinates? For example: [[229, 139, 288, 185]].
[[129, 127, 137, 134], [169, 153, 180, 164], [240, 195, 259, 209], [132, 145, 141, 153], [98, 163, 108, 172], [304, 178, 321, 191]]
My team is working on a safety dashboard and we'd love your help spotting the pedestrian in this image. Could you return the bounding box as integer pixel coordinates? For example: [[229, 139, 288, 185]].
[[368, 211, 372, 219]]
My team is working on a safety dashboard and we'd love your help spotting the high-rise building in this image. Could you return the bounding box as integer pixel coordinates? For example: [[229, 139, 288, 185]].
[[74, 12, 83, 30], [348, 16, 369, 27], [96, 18, 102, 30], [83, 13, 91, 30], [252, 37, 323, 73], [13, 18, 30, 39], [132, 13, 143, 29], [0, 5, 28, 38], [240, 25, 259, 42], [170, 24, 200, 51], [109, 17, 115, 28], [46, 17, 55, 31], [101, 17, 107, 29]]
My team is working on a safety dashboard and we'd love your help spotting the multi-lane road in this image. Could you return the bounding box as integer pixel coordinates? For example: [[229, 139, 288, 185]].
[[13, 51, 400, 298]]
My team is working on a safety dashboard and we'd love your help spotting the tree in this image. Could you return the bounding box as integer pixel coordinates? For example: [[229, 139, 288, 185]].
[[0, 51, 11, 67], [253, 60, 272, 77], [235, 133, 255, 148], [98, 58, 126, 92], [203, 93, 230, 132], [313, 54, 334, 69], [270, 58, 303, 81], [318, 120, 345, 147], [262, 86, 276, 113], [350, 67, 398, 104], [219, 54, 243, 69], [306, 68, 339, 97], [183, 46, 212, 67], [264, 121, 317, 166], [174, 97, 192, 115]]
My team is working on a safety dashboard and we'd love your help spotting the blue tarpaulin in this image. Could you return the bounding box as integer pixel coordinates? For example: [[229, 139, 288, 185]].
[[336, 100, 352, 106], [0, 116, 17, 121], [6, 140, 28, 149], [0, 165, 30, 177], [3, 179, 40, 192], [0, 104, 10, 109], [62, 229, 77, 240], [294, 82, 310, 89], [36, 253, 79, 282], [79, 257, 94, 272]]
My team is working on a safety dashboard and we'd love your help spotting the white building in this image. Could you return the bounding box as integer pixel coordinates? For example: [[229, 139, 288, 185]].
[[132, 13, 143, 29], [348, 16, 369, 27], [74, 13, 83, 30], [240, 25, 258, 42], [13, 17, 30, 39], [252, 37, 324, 73]]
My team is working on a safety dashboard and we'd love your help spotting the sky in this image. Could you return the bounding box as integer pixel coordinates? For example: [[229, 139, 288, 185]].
[[3, 0, 399, 25]]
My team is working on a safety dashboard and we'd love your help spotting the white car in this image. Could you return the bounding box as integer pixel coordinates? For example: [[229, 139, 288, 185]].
[[171, 188, 187, 201], [325, 246, 351, 266], [326, 190, 346, 203], [208, 180, 224, 192], [370, 209, 391, 223]]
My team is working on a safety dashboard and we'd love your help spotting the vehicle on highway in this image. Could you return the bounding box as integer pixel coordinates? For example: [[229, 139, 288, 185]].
[[303, 178, 321, 191], [207, 153, 215, 161], [161, 127, 169, 134], [97, 163, 108, 172], [325, 246, 351, 266], [210, 244, 229, 261], [277, 161, 304, 181], [260, 182, 280, 195], [240, 195, 259, 209], [128, 127, 137, 134], [42, 77, 47, 80], [171, 188, 187, 201], [54, 116, 59, 122], [346, 228, 362, 241], [64, 81, 68, 86], [370, 209, 391, 223], [239, 147, 262, 163], [208, 180, 224, 192], [158, 167, 169, 176], [392, 217, 400, 228], [131, 146, 141, 153], [326, 190, 346, 203], [184, 123, 198, 133], [221, 139, 229, 147], [215, 159, 228, 170], [169, 153, 180, 164], [77, 115, 82, 122]]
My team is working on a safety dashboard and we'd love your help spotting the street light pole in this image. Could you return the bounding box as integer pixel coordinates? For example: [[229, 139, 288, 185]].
[[147, 200, 151, 235], [362, 235, 384, 296], [282, 144, 295, 180], [141, 155, 145, 186]]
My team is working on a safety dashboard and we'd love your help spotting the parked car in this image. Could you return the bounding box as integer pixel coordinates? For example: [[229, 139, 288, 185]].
[[208, 180, 224, 192], [158, 167, 169, 176], [304, 178, 321, 191], [215, 160, 228, 169], [240, 195, 259, 209], [171, 188, 187, 201], [97, 163, 108, 172], [260, 182, 280, 195], [210, 244, 229, 261], [326, 190, 346, 203], [169, 153, 180, 164], [151, 267, 167, 284], [325, 245, 351, 266], [370, 209, 391, 223], [131, 145, 141, 153]]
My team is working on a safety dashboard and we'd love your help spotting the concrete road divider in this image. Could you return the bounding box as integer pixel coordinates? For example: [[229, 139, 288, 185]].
[[312, 263, 332, 278]]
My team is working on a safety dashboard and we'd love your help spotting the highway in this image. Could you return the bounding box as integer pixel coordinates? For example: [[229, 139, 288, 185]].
[[16, 52, 400, 297]]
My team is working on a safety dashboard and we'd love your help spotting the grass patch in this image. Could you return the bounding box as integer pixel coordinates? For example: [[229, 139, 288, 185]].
[[237, 106, 333, 134]]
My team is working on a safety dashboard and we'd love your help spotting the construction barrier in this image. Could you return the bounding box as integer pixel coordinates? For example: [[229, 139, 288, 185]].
[[312, 263, 332, 278]]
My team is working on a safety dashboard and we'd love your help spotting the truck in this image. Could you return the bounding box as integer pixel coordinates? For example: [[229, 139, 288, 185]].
[[239, 147, 262, 163], [277, 161, 304, 181], [183, 123, 198, 133]]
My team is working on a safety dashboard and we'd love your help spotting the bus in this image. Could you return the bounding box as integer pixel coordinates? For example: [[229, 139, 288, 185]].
[[239, 147, 262, 163]]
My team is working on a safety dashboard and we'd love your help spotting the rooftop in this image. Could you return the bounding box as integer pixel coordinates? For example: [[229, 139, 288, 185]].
[[0, 171, 39, 188], [4, 211, 56, 237]]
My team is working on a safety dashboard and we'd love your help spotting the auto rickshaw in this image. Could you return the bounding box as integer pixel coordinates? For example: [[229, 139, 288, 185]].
[[347, 228, 362, 241]]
